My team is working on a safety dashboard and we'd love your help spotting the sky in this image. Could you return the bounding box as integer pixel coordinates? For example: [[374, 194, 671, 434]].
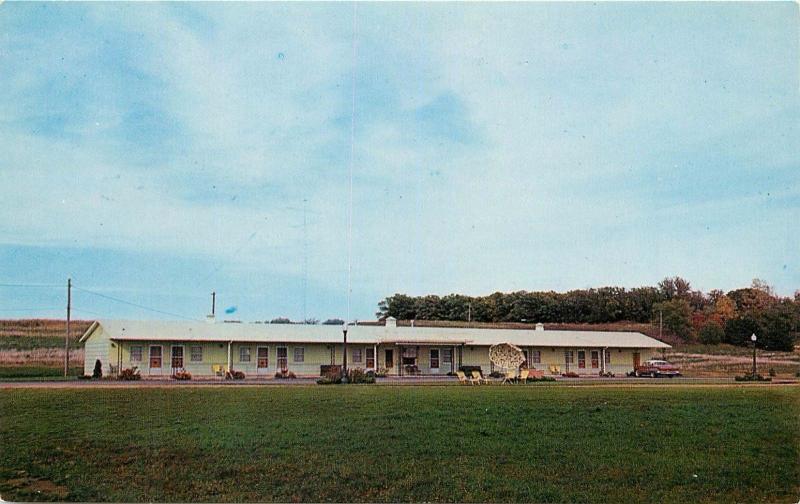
[[0, 2, 798, 322]]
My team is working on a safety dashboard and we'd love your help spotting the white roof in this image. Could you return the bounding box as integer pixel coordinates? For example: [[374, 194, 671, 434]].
[[80, 319, 670, 349]]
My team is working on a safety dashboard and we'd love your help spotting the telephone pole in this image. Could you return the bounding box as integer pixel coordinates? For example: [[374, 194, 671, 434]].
[[211, 291, 216, 316], [64, 277, 71, 377]]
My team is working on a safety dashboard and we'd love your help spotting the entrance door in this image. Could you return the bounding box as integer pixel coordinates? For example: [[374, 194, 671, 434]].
[[591, 350, 599, 369], [385, 349, 394, 369], [257, 347, 269, 374], [430, 349, 440, 373], [149, 346, 162, 375], [633, 352, 641, 369], [277, 347, 288, 371]]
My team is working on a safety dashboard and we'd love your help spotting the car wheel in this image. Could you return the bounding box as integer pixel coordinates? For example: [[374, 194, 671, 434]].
[[634, 371, 640, 377], [651, 372, 657, 378]]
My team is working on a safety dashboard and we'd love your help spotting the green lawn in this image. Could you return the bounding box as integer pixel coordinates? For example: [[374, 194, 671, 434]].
[[1, 386, 798, 503]]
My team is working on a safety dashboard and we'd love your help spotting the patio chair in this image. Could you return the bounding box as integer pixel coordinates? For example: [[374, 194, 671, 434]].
[[212, 364, 225, 379], [518, 369, 530, 383], [501, 371, 516, 384], [456, 370, 469, 385], [470, 370, 486, 385], [549, 365, 561, 375]]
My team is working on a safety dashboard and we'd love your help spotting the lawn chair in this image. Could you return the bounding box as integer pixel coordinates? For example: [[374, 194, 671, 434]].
[[501, 370, 516, 384], [518, 369, 530, 383], [212, 364, 225, 379], [456, 370, 470, 385], [549, 365, 561, 375], [470, 370, 486, 385]]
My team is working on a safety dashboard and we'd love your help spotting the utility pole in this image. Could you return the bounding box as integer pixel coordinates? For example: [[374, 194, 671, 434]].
[[64, 277, 71, 377], [211, 291, 216, 316], [467, 303, 472, 325], [659, 310, 663, 340]]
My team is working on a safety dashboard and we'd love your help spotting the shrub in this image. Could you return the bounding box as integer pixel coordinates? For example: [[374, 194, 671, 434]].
[[375, 367, 388, 378], [734, 374, 771, 382], [320, 365, 342, 377], [172, 369, 192, 380], [768, 368, 777, 377], [317, 375, 341, 385], [526, 376, 556, 382], [346, 368, 375, 384], [561, 371, 579, 378], [119, 367, 141, 381], [92, 359, 103, 379], [274, 370, 297, 379], [698, 321, 724, 345], [228, 370, 245, 380]]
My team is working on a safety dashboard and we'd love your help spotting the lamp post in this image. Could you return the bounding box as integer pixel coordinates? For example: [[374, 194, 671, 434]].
[[342, 322, 349, 383], [750, 333, 757, 377]]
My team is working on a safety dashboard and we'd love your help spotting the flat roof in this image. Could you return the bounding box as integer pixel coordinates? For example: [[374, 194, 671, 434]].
[[81, 319, 671, 349]]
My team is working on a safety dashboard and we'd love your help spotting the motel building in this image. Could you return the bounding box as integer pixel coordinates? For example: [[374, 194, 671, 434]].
[[80, 317, 670, 379]]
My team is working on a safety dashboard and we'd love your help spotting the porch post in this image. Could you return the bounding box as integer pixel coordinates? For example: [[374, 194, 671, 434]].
[[399, 345, 403, 376], [226, 341, 232, 372], [373, 344, 377, 371]]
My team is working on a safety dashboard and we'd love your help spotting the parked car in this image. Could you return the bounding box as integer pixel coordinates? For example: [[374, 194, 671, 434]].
[[633, 359, 681, 378]]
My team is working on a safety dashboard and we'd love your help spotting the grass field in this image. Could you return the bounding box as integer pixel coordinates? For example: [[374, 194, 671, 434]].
[[1, 386, 798, 503]]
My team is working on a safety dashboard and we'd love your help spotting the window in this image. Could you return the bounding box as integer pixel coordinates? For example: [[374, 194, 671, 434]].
[[149, 346, 162, 368], [352, 348, 362, 363], [430, 349, 440, 369], [130, 346, 143, 363], [442, 348, 453, 364], [257, 347, 269, 368], [239, 346, 251, 363], [522, 350, 528, 366], [591, 350, 599, 369], [578, 350, 586, 369], [564, 350, 574, 364], [293, 347, 304, 363], [191, 346, 203, 362], [532, 350, 541, 364], [366, 348, 375, 368], [605, 349, 611, 365], [277, 347, 288, 370], [171, 346, 184, 369]]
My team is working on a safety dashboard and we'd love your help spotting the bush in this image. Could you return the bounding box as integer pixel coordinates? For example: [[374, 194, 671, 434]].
[[320, 365, 342, 377], [734, 374, 771, 382], [526, 376, 556, 382], [561, 371, 579, 378], [119, 367, 141, 381], [698, 321, 724, 345], [375, 367, 388, 378], [228, 370, 245, 380], [346, 368, 375, 384], [274, 370, 297, 379], [92, 359, 103, 379], [317, 375, 342, 385], [768, 368, 777, 377], [172, 369, 192, 380]]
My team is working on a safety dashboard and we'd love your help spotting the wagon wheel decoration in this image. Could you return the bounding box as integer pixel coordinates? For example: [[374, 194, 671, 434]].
[[489, 342, 525, 370]]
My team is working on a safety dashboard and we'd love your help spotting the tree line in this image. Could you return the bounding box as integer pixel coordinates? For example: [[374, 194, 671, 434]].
[[376, 277, 799, 351]]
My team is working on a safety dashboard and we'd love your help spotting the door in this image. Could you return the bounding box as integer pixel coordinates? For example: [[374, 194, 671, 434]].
[[385, 349, 394, 369], [430, 349, 440, 373], [366, 348, 375, 369], [149, 346, 162, 374], [171, 346, 184, 370], [591, 350, 599, 369], [578, 350, 586, 369], [633, 352, 641, 369], [277, 347, 288, 371], [257, 347, 269, 374]]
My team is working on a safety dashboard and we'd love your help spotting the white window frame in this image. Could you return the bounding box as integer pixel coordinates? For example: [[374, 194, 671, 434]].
[[171, 345, 184, 369], [277, 346, 288, 371], [149, 345, 163, 368], [366, 347, 375, 369], [130, 345, 143, 363], [239, 346, 251, 363], [442, 348, 453, 364], [577, 349, 586, 369], [190, 345, 203, 362], [564, 350, 574, 365], [590, 350, 600, 369], [352, 348, 362, 363], [257, 346, 269, 368], [532, 350, 541, 364], [293, 347, 305, 363]]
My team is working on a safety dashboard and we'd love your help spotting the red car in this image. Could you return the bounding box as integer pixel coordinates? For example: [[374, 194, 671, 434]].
[[634, 359, 681, 378]]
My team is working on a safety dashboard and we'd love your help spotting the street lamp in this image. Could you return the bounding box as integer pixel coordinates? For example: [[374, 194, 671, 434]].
[[342, 322, 349, 383], [750, 333, 757, 377]]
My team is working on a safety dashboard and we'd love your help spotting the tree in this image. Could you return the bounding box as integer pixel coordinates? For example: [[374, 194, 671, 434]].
[[724, 316, 761, 347], [698, 321, 724, 345], [322, 318, 345, 325], [652, 299, 693, 340], [757, 304, 796, 351], [92, 359, 103, 379], [658, 276, 692, 300], [270, 317, 292, 324]]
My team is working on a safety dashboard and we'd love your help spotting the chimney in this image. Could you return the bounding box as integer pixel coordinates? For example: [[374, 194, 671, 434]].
[[385, 316, 397, 328], [535, 322, 544, 331]]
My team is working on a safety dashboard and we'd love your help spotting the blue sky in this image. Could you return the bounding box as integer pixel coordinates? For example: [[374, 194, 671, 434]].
[[0, 2, 798, 322]]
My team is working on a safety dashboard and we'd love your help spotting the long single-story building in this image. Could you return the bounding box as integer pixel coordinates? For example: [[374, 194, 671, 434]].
[[80, 317, 670, 378]]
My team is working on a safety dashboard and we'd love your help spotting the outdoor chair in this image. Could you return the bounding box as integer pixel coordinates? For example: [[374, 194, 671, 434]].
[[501, 371, 516, 384], [456, 370, 469, 385], [212, 364, 225, 379], [518, 369, 530, 383], [470, 370, 486, 385], [549, 365, 561, 374]]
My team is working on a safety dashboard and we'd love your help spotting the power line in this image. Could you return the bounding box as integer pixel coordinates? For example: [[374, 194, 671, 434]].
[[72, 285, 201, 321], [0, 282, 62, 288]]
